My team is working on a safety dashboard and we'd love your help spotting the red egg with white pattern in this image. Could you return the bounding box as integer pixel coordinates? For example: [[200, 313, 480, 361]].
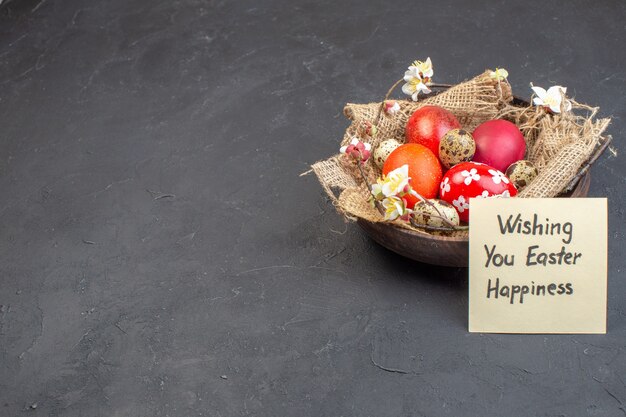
[[438, 161, 517, 222]]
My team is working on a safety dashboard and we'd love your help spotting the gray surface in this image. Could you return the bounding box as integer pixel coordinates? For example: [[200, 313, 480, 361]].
[[0, 0, 624, 416]]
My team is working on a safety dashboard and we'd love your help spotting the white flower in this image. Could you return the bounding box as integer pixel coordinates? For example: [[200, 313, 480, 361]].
[[402, 57, 433, 101], [499, 190, 511, 198], [381, 164, 411, 197], [371, 181, 384, 200], [531, 84, 572, 114], [402, 76, 431, 100], [461, 168, 480, 185], [384, 100, 401, 115], [475, 190, 490, 199], [382, 196, 411, 221], [411, 57, 434, 78], [452, 195, 469, 213], [489, 68, 509, 81], [440, 177, 451, 196], [488, 169, 509, 185]]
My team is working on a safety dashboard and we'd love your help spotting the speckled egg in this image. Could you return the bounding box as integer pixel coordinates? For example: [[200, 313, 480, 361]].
[[411, 199, 460, 230], [373, 139, 402, 169], [438, 129, 476, 169], [505, 160, 538, 190]]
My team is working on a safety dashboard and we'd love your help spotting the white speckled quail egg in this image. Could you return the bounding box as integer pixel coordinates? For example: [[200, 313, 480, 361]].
[[505, 160, 538, 190], [438, 129, 476, 169], [373, 139, 402, 169], [411, 199, 460, 231]]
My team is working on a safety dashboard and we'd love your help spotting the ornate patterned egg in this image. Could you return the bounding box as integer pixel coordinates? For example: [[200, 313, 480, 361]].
[[412, 199, 460, 229], [373, 139, 402, 169], [505, 160, 538, 190], [439, 161, 518, 222], [438, 128, 476, 169]]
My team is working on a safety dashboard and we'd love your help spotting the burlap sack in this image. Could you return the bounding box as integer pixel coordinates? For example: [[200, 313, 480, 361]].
[[312, 70, 610, 235], [496, 101, 610, 198]]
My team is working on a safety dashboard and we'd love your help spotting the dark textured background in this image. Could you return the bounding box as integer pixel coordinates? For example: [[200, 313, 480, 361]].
[[0, 0, 624, 416]]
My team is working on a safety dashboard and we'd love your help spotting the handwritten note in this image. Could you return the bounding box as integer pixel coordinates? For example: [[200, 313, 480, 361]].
[[469, 198, 607, 334]]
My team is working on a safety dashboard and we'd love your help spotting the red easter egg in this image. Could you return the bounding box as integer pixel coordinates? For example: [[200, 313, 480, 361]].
[[383, 143, 442, 209], [438, 161, 517, 222], [405, 105, 461, 157], [472, 120, 526, 172]]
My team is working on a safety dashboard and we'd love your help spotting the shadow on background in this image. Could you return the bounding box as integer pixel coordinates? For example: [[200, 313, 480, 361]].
[[366, 234, 469, 327]]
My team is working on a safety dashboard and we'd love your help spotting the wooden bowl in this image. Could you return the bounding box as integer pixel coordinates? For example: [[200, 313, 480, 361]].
[[357, 172, 591, 267]]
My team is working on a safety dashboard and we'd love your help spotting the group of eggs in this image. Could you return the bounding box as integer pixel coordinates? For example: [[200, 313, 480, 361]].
[[373, 105, 539, 226]]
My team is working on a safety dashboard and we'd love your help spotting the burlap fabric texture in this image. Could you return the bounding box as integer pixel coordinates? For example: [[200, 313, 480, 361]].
[[312, 70, 610, 235]]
